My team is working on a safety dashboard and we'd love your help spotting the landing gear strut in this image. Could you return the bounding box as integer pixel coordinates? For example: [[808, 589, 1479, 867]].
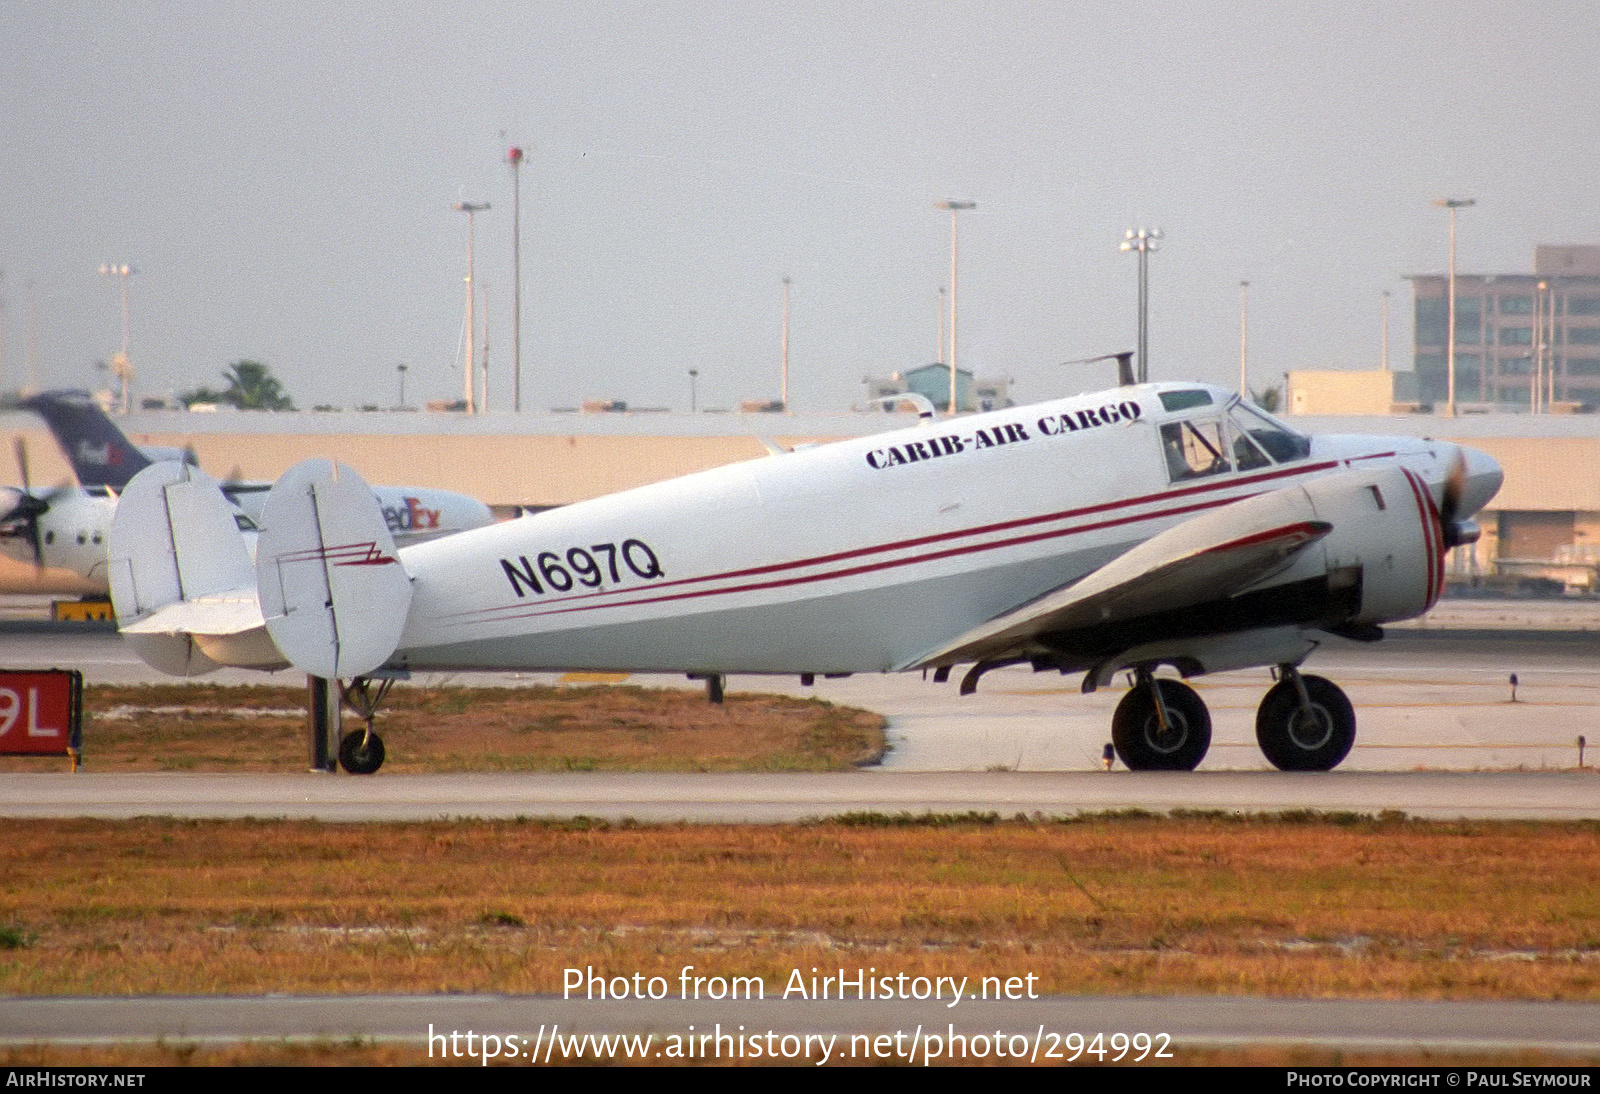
[[336, 677, 395, 775], [1255, 667, 1355, 771], [1111, 671, 1212, 771]]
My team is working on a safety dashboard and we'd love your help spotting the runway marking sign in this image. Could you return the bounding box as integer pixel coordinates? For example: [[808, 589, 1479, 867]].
[[0, 669, 84, 767]]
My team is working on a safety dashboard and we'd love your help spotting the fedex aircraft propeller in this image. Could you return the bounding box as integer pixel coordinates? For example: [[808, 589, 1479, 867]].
[[106, 377, 1502, 775], [0, 391, 497, 592]]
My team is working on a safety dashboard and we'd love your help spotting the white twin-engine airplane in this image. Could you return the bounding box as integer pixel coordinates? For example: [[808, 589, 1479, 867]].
[[107, 379, 1502, 776]]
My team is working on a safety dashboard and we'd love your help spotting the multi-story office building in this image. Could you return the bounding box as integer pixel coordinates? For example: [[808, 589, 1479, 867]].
[[1411, 245, 1600, 408]]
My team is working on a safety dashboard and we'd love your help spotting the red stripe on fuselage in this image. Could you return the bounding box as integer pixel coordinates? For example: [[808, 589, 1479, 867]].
[[448, 459, 1365, 629]]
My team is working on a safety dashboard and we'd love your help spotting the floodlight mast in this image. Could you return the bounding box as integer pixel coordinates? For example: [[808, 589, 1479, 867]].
[[454, 201, 490, 413], [507, 147, 524, 413], [1433, 198, 1474, 418], [936, 200, 976, 413], [98, 263, 137, 413], [1120, 228, 1161, 383]]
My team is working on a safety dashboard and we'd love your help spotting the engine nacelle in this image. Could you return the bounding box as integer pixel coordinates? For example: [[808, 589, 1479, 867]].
[[1295, 464, 1444, 626]]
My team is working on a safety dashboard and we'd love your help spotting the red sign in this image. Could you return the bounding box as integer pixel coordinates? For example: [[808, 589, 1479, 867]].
[[0, 670, 83, 757]]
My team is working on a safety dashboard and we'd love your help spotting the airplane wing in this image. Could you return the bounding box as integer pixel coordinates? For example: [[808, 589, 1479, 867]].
[[906, 476, 1347, 672]]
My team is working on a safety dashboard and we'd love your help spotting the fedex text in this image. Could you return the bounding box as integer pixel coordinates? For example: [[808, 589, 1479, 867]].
[[383, 497, 441, 533]]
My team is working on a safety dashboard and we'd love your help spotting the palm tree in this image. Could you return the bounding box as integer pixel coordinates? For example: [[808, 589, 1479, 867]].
[[220, 360, 294, 411]]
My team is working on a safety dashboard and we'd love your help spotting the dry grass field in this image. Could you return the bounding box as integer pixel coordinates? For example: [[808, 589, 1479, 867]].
[[1, 813, 1596, 1001], [0, 682, 886, 773]]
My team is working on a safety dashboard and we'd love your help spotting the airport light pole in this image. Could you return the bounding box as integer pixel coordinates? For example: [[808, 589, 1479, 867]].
[[99, 262, 136, 413], [397, 363, 408, 409], [688, 368, 699, 413], [1239, 280, 1249, 397], [1381, 290, 1391, 372], [454, 202, 489, 413], [1434, 198, 1474, 417], [936, 200, 976, 413], [1120, 228, 1161, 383], [508, 147, 524, 413]]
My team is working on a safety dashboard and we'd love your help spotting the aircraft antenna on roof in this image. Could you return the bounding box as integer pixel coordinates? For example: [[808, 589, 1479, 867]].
[[1061, 351, 1137, 388]]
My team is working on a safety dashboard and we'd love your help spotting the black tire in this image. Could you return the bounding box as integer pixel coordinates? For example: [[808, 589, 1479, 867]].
[[1255, 675, 1355, 771], [338, 729, 386, 775], [1112, 679, 1211, 771]]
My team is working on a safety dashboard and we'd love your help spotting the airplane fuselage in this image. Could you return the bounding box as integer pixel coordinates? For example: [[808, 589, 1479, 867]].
[[388, 384, 1486, 677]]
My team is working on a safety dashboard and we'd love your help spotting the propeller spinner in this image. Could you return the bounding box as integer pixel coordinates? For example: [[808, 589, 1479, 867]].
[[0, 437, 73, 569]]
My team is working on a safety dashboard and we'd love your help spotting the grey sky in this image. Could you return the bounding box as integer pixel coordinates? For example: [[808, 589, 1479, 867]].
[[3, 1, 1597, 413]]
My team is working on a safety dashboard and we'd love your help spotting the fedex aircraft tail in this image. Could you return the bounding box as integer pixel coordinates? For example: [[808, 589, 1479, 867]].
[[19, 390, 162, 490], [108, 459, 413, 680]]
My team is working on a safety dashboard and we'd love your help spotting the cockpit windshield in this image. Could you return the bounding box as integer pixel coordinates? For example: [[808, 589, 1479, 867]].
[[1157, 400, 1312, 485], [1228, 400, 1311, 463]]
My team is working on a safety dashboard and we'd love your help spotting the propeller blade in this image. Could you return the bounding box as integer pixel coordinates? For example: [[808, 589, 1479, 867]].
[[1438, 449, 1476, 548], [24, 513, 43, 570], [1442, 448, 1467, 526], [13, 437, 29, 493]]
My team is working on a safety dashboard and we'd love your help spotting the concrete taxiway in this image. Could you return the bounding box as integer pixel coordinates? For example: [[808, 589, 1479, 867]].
[[2, 770, 1596, 822]]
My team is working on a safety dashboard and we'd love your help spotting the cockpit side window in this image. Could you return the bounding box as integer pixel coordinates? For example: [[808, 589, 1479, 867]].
[[1160, 419, 1233, 482], [1229, 402, 1311, 462]]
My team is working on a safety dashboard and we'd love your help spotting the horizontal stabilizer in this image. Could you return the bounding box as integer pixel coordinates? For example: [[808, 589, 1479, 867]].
[[257, 459, 413, 679], [107, 461, 259, 678], [120, 591, 265, 637]]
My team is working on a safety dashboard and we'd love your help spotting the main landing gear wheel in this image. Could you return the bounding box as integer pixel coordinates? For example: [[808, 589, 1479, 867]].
[[1255, 674, 1355, 771], [337, 677, 396, 775], [1112, 678, 1212, 771], [338, 729, 386, 775]]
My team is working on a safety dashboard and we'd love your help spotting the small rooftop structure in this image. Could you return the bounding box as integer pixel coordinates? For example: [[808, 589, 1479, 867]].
[[864, 364, 1013, 413]]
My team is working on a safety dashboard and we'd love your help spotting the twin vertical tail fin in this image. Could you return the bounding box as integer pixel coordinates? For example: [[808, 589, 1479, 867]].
[[108, 459, 412, 679], [256, 459, 413, 679], [108, 462, 255, 675]]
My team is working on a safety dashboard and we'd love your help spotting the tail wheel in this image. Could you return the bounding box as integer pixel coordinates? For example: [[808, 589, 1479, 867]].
[[338, 729, 386, 775], [1112, 679, 1212, 771], [1255, 674, 1355, 771]]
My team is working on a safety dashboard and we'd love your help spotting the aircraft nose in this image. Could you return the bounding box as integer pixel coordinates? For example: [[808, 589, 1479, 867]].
[[1456, 444, 1503, 517]]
